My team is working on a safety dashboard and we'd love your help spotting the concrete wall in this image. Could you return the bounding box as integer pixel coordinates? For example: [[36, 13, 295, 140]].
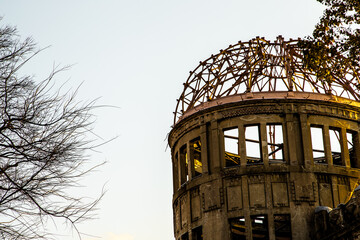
[[169, 94, 360, 240]]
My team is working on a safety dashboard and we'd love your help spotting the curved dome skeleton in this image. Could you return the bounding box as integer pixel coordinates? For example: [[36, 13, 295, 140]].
[[174, 36, 360, 124]]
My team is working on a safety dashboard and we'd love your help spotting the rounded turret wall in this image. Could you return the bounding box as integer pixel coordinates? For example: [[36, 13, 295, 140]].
[[169, 38, 360, 240]]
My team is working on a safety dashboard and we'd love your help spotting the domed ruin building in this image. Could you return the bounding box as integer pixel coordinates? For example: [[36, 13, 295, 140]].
[[168, 36, 360, 240]]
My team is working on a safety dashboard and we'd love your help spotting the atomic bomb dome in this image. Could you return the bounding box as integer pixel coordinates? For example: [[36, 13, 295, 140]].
[[174, 36, 360, 125], [168, 37, 360, 240]]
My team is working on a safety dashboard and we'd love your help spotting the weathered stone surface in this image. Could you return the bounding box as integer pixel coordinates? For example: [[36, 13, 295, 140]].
[[169, 93, 360, 240], [313, 187, 360, 239]]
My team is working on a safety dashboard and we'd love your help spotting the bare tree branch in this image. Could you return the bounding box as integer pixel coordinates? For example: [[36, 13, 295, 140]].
[[0, 20, 104, 239]]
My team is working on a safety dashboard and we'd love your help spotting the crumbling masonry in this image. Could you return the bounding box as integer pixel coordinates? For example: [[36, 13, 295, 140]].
[[168, 37, 360, 240]]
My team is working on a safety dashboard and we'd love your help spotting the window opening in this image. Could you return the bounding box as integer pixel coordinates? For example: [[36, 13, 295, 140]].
[[190, 138, 202, 177], [181, 232, 189, 240], [274, 214, 292, 240], [224, 128, 240, 167], [245, 125, 262, 164], [229, 217, 246, 240], [310, 126, 325, 164], [347, 131, 358, 168], [192, 226, 203, 240], [267, 124, 284, 163], [174, 152, 179, 190], [180, 144, 189, 183], [329, 127, 343, 166], [251, 215, 269, 240]]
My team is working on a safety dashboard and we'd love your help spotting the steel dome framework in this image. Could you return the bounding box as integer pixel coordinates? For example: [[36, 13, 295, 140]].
[[174, 36, 360, 124]]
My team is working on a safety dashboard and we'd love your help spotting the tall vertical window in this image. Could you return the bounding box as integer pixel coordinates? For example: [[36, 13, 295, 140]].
[[329, 127, 343, 166], [274, 214, 292, 240], [267, 124, 284, 162], [245, 125, 262, 164], [251, 215, 269, 240], [174, 152, 179, 190], [229, 217, 246, 240], [190, 138, 202, 177], [311, 126, 325, 164], [224, 128, 240, 167], [181, 232, 189, 240], [347, 130, 358, 168], [192, 226, 203, 240], [180, 144, 188, 184]]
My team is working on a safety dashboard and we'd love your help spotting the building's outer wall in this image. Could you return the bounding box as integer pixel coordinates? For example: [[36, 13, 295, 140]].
[[314, 188, 360, 240], [169, 95, 360, 240]]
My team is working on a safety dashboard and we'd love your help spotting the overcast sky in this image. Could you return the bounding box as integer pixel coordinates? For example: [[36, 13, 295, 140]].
[[1, 1, 325, 240]]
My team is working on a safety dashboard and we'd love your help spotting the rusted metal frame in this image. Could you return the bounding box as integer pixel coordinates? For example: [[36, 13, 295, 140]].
[[219, 52, 244, 97], [214, 64, 228, 98], [216, 74, 235, 98], [219, 60, 244, 97], [284, 51, 295, 91], [291, 76, 306, 92], [270, 63, 282, 91], [186, 81, 198, 95], [313, 149, 325, 153], [291, 59, 308, 91], [179, 81, 197, 113], [298, 65, 320, 93], [268, 142, 283, 147], [222, 62, 249, 96], [245, 138, 260, 144], [182, 97, 192, 108], [208, 63, 224, 101], [247, 43, 262, 92], [303, 73, 320, 93], [184, 65, 207, 96], [224, 135, 238, 140], [173, 101, 182, 124], [295, 54, 313, 89], [286, 46, 296, 90], [268, 146, 283, 157], [263, 65, 278, 92], [204, 60, 222, 100], [333, 74, 358, 100], [276, 55, 287, 91], [194, 73, 203, 92], [257, 74, 271, 92], [173, 38, 360, 124], [264, 59, 277, 91], [189, 69, 213, 107], [349, 65, 360, 89], [252, 43, 268, 92], [344, 74, 359, 96], [183, 90, 198, 108], [247, 55, 264, 92], [193, 64, 210, 97], [292, 75, 306, 92], [253, 47, 270, 92], [330, 60, 357, 99]]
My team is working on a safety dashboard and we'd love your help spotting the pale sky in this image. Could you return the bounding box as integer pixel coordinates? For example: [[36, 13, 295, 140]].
[[1, 1, 325, 239]]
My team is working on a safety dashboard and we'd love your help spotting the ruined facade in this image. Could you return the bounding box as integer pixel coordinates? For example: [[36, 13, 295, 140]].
[[168, 37, 360, 240], [314, 186, 360, 240]]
